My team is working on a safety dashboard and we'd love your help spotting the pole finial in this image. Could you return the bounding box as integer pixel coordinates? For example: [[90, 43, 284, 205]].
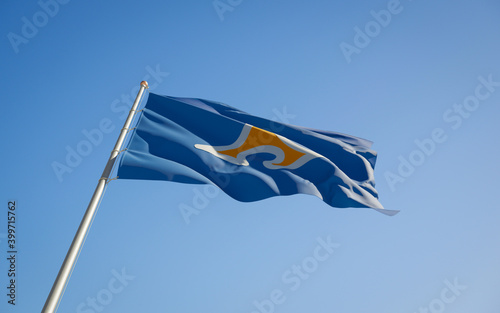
[[141, 81, 149, 89]]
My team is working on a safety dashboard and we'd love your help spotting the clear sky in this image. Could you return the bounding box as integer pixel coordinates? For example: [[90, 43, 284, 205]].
[[2, 0, 500, 312]]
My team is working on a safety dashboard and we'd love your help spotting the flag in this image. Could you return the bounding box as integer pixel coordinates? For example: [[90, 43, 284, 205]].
[[117, 93, 397, 215]]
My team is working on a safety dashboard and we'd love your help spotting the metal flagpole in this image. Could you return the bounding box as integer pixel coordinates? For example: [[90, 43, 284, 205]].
[[41, 81, 149, 313]]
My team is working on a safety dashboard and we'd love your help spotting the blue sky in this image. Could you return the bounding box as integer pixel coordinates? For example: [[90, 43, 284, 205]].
[[2, 0, 500, 312]]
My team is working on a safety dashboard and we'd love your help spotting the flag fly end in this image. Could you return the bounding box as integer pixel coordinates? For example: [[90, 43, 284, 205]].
[[374, 208, 400, 216]]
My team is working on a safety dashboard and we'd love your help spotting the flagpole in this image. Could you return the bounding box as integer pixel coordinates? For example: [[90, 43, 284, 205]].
[[41, 81, 149, 313]]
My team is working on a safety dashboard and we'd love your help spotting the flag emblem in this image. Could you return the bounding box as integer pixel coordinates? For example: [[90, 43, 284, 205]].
[[194, 124, 320, 169]]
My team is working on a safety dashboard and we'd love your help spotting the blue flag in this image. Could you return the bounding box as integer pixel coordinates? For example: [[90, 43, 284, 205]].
[[117, 93, 397, 215]]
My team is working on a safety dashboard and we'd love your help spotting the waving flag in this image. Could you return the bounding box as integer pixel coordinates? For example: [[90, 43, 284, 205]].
[[117, 93, 397, 215]]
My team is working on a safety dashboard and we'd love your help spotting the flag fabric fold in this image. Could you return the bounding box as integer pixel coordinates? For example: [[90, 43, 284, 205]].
[[117, 93, 397, 215]]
